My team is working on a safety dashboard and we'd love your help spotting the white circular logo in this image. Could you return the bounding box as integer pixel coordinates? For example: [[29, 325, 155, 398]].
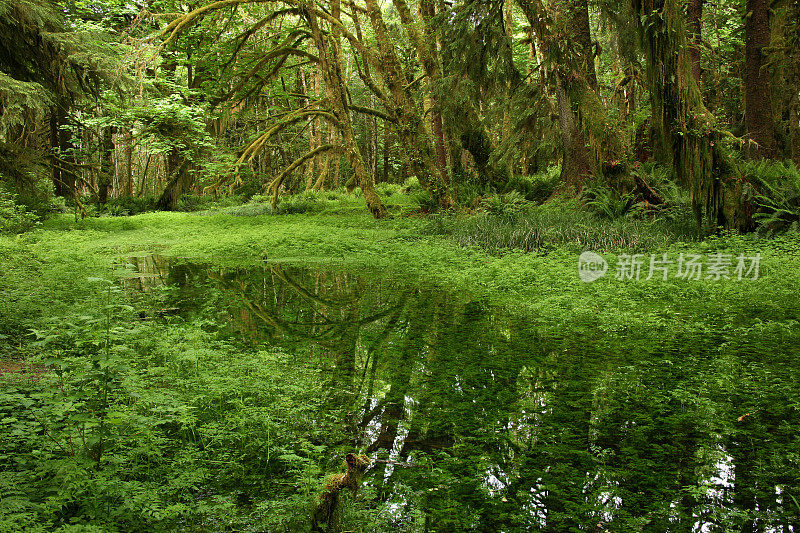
[[578, 251, 608, 283]]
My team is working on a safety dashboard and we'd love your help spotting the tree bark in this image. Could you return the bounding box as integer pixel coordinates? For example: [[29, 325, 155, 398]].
[[382, 121, 390, 183], [420, 0, 449, 185], [793, 103, 800, 166], [633, 0, 748, 230], [687, 0, 704, 85], [519, 0, 627, 191], [50, 106, 75, 198], [156, 148, 192, 210], [98, 126, 115, 204], [745, 0, 778, 158], [304, 0, 387, 218], [554, 78, 592, 190], [768, 0, 800, 161], [124, 130, 134, 198], [369, 0, 454, 208]]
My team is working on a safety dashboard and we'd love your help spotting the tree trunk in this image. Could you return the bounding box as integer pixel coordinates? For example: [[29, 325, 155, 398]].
[[687, 0, 704, 85], [370, 0, 454, 208], [793, 103, 800, 166], [554, 79, 592, 190], [745, 0, 778, 158], [50, 106, 75, 198], [790, 2, 800, 165], [382, 121, 390, 183], [305, 0, 387, 218], [420, 0, 449, 185], [519, 0, 627, 192], [313, 127, 335, 191], [768, 0, 800, 161], [124, 130, 134, 197], [633, 0, 748, 231], [98, 126, 115, 204], [529, 0, 593, 190], [156, 149, 192, 210]]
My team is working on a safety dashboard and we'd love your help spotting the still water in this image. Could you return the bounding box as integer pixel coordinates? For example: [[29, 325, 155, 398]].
[[125, 255, 800, 532]]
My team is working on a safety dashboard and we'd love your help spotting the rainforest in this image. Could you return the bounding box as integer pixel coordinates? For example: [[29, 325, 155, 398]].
[[1, 0, 800, 531]]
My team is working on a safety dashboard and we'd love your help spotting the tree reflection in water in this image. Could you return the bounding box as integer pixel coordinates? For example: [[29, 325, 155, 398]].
[[125, 257, 800, 531]]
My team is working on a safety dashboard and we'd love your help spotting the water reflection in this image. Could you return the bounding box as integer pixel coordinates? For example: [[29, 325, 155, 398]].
[[125, 256, 800, 531]]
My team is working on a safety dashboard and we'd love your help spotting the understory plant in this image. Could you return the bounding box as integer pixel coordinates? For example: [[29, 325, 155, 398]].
[[0, 188, 39, 234], [742, 160, 800, 234]]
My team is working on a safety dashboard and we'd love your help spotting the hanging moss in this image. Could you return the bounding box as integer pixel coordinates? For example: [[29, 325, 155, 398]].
[[633, 0, 749, 231], [518, 0, 629, 192]]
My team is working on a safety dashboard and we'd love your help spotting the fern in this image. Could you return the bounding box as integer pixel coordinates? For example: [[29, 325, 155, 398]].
[[582, 186, 635, 220], [742, 160, 800, 234]]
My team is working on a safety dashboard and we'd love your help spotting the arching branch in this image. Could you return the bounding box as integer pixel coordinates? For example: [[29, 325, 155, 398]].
[[348, 105, 396, 123], [227, 10, 305, 65], [235, 108, 340, 168], [215, 43, 318, 104], [266, 143, 345, 206]]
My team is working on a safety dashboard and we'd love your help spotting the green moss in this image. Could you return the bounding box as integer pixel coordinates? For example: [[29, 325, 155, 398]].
[[9, 211, 795, 325]]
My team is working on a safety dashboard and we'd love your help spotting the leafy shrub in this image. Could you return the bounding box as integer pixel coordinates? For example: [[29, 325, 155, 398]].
[[276, 191, 326, 214], [176, 193, 239, 212], [375, 182, 403, 197], [741, 160, 800, 234], [453, 181, 483, 207], [505, 165, 561, 203], [49, 195, 68, 214], [402, 176, 423, 194], [99, 195, 158, 216], [582, 186, 635, 220], [0, 189, 39, 234], [196, 189, 369, 216], [98, 203, 129, 217], [0, 275, 330, 531], [411, 190, 440, 213], [630, 162, 683, 204], [426, 201, 698, 253], [480, 191, 529, 217], [324, 189, 354, 202], [219, 201, 275, 216]]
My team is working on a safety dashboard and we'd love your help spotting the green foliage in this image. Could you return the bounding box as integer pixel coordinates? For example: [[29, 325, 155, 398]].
[[375, 182, 403, 198], [175, 193, 240, 213], [213, 198, 275, 217], [0, 188, 39, 234], [411, 190, 440, 213], [503, 166, 562, 203], [97, 195, 159, 217], [480, 190, 529, 217], [277, 193, 327, 215], [127, 95, 214, 162], [0, 0, 121, 129], [5, 209, 800, 530], [581, 186, 636, 220], [428, 199, 698, 253], [741, 160, 800, 234], [0, 274, 330, 531], [0, 73, 51, 137], [401, 177, 423, 194]]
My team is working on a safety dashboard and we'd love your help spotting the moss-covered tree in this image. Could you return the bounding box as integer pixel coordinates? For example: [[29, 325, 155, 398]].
[[632, 0, 748, 230], [744, 0, 778, 158], [518, 0, 627, 192]]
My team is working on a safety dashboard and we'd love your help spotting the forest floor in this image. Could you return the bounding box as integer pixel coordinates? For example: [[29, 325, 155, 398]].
[[2, 209, 800, 530], [3, 209, 799, 331]]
